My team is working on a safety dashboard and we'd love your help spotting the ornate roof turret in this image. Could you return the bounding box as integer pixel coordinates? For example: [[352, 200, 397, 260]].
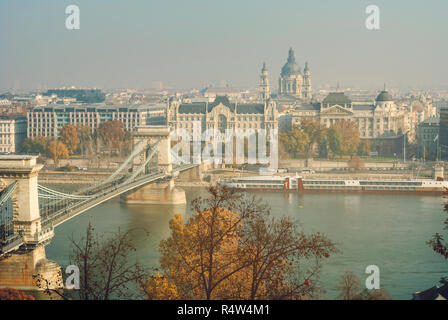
[[304, 61, 310, 73], [261, 62, 267, 73]]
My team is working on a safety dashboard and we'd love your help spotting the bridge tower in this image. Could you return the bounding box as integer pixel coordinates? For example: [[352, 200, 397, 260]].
[[122, 126, 186, 205], [131, 126, 172, 174], [0, 156, 61, 290]]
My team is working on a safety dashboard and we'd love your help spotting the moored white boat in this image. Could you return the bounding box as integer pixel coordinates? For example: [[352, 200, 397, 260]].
[[218, 175, 448, 194]]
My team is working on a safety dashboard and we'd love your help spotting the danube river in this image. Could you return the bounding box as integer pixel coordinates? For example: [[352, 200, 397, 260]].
[[45, 187, 448, 299]]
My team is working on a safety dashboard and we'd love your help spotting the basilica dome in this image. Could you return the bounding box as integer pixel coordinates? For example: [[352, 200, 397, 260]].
[[281, 48, 301, 77]]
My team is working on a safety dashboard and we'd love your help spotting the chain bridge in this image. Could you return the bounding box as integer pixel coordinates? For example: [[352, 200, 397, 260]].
[[0, 126, 198, 290]]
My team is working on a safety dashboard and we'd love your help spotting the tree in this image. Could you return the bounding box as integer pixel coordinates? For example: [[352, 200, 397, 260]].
[[427, 196, 448, 285], [336, 270, 361, 300], [47, 140, 69, 165], [97, 120, 126, 151], [76, 125, 92, 155], [22, 137, 49, 154], [144, 185, 337, 300], [0, 288, 35, 300], [327, 127, 343, 158], [336, 271, 391, 300], [69, 222, 148, 300], [328, 121, 360, 157], [348, 156, 365, 171], [300, 119, 327, 156], [357, 140, 371, 156], [33, 222, 148, 300], [279, 128, 310, 158], [22, 138, 34, 154], [59, 125, 80, 155]]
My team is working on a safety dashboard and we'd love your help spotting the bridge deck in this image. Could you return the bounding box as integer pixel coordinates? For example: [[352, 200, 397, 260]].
[[42, 164, 197, 228], [0, 164, 197, 256]]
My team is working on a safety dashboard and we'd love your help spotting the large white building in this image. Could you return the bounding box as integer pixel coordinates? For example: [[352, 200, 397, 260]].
[[0, 116, 27, 153], [289, 90, 408, 139], [167, 95, 278, 139]]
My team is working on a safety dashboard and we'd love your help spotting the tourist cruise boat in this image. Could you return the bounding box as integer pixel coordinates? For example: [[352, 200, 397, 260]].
[[218, 175, 448, 194]]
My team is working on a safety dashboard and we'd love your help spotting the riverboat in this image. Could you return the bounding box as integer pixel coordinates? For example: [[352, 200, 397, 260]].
[[218, 175, 448, 194]]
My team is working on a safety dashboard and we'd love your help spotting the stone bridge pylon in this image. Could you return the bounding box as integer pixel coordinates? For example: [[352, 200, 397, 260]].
[[121, 126, 186, 205], [0, 156, 61, 290]]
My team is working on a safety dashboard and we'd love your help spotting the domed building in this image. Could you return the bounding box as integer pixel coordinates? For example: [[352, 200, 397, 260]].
[[289, 88, 409, 140], [278, 48, 311, 100]]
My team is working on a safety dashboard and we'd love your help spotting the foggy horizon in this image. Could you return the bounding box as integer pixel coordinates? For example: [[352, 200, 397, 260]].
[[1, 0, 448, 92]]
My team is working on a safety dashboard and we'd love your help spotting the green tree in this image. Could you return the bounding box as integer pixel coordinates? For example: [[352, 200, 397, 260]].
[[279, 128, 310, 158], [327, 127, 343, 158], [357, 140, 371, 156], [328, 120, 360, 157], [76, 125, 92, 155], [300, 119, 327, 156], [22, 137, 49, 154]]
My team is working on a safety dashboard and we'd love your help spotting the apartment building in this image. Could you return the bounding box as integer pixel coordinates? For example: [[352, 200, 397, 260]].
[[27, 103, 166, 138], [0, 116, 27, 153]]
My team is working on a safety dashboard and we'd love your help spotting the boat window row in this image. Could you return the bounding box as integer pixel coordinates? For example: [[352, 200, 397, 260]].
[[359, 181, 422, 186], [244, 184, 284, 189], [303, 180, 345, 185], [306, 185, 417, 191], [232, 179, 284, 185]]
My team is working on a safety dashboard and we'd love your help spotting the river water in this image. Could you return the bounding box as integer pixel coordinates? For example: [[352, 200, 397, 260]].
[[45, 187, 448, 300]]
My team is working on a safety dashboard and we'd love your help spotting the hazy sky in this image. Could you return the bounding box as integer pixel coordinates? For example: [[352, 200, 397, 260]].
[[1, 0, 447, 91]]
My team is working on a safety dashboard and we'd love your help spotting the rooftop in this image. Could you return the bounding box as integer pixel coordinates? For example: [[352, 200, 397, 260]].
[[30, 103, 166, 112], [322, 92, 352, 105], [178, 96, 265, 114], [376, 90, 394, 102]]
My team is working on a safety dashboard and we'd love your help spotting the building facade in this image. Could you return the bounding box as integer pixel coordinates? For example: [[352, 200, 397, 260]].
[[27, 104, 166, 138], [0, 116, 27, 153], [416, 117, 439, 160], [439, 107, 448, 160], [290, 90, 408, 139], [167, 96, 278, 139], [278, 48, 311, 101]]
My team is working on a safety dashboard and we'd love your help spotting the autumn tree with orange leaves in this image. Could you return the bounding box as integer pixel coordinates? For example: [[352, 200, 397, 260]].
[[59, 125, 80, 155], [0, 288, 35, 300], [97, 120, 126, 152], [144, 185, 338, 300], [47, 140, 69, 165]]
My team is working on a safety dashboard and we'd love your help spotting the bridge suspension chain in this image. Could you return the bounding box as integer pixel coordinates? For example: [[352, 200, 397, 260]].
[[38, 184, 94, 218], [124, 140, 161, 184], [74, 141, 145, 195]]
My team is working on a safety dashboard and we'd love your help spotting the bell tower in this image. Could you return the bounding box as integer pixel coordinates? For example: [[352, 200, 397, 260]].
[[303, 61, 312, 100], [260, 62, 270, 102]]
